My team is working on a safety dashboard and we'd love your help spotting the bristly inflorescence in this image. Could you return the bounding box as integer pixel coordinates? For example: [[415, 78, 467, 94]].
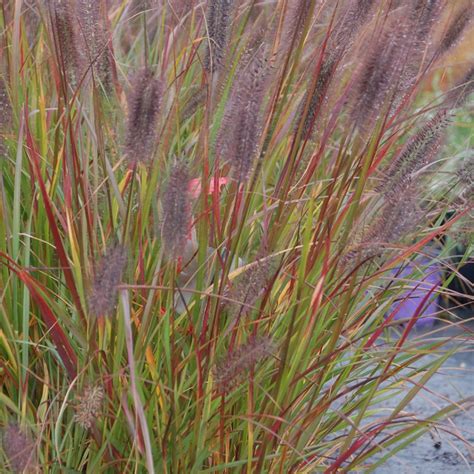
[[378, 110, 450, 198], [125, 68, 162, 165], [74, 385, 105, 430], [161, 162, 191, 259], [331, 0, 375, 56], [457, 158, 474, 188], [225, 257, 271, 320], [182, 86, 207, 121], [217, 44, 270, 182], [350, 18, 408, 134], [439, 5, 472, 54], [87, 244, 128, 317], [398, 1, 444, 95], [49, 0, 84, 87], [204, 0, 235, 73], [366, 189, 424, 246], [279, 0, 314, 54], [295, 56, 337, 141], [213, 336, 275, 394], [342, 187, 424, 266], [0, 77, 10, 125], [410, 0, 444, 42], [76, 0, 114, 89], [0, 76, 11, 158], [298, 0, 375, 138], [349, 5, 431, 135], [2, 424, 36, 473]]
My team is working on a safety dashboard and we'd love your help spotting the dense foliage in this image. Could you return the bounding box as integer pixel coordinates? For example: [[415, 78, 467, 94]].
[[0, 1, 472, 472]]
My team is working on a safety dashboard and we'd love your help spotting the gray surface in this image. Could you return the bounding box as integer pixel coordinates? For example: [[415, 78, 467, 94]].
[[372, 319, 474, 473]]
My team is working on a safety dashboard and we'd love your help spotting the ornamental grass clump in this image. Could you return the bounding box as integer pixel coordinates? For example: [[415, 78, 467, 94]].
[[1, 1, 473, 472]]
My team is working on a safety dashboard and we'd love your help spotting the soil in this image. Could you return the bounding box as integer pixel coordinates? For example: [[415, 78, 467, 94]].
[[372, 318, 474, 473]]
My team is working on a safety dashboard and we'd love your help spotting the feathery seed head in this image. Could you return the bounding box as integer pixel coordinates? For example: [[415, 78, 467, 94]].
[[350, 19, 409, 133], [378, 111, 450, 198], [213, 336, 275, 394], [87, 244, 128, 317], [125, 68, 162, 165], [349, 5, 432, 134], [440, 6, 472, 54], [280, 0, 313, 52], [331, 0, 375, 55], [296, 57, 336, 140], [74, 385, 105, 430], [77, 0, 114, 88], [49, 0, 84, 87], [226, 258, 271, 319], [411, 0, 443, 38], [217, 45, 269, 182], [161, 162, 191, 259], [343, 188, 424, 266], [0, 77, 11, 128], [2, 424, 36, 473], [204, 0, 235, 73], [182, 86, 207, 121], [0, 76, 11, 158], [371, 191, 423, 244]]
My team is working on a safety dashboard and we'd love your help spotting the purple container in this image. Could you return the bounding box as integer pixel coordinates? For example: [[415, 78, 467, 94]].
[[387, 255, 441, 329]]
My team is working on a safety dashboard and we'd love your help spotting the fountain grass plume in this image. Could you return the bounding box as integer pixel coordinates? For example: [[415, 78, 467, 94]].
[[0, 75, 11, 157], [440, 5, 472, 54], [87, 244, 128, 317], [204, 0, 235, 73], [225, 257, 271, 320], [332, 0, 375, 55], [161, 161, 191, 260], [125, 68, 162, 165], [342, 186, 425, 266], [217, 43, 270, 182], [213, 336, 275, 394], [76, 0, 114, 89], [445, 66, 474, 108], [49, 0, 84, 87], [378, 110, 450, 198], [295, 56, 336, 141], [350, 14, 410, 134]]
